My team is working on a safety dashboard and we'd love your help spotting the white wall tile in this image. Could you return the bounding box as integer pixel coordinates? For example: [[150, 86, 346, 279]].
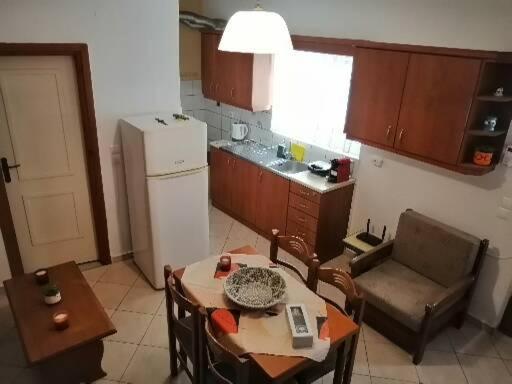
[[207, 125, 222, 142], [221, 116, 233, 132], [181, 94, 203, 110], [180, 80, 194, 96], [203, 98, 221, 114], [204, 110, 221, 129], [194, 109, 205, 122]]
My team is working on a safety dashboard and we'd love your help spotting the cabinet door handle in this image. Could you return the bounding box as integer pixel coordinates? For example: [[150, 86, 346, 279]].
[[297, 217, 306, 223], [259, 170, 263, 181], [398, 129, 406, 142], [230, 88, 235, 98], [299, 203, 307, 209], [300, 190, 309, 197], [215, 84, 220, 93], [227, 158, 230, 165], [386, 125, 392, 138]]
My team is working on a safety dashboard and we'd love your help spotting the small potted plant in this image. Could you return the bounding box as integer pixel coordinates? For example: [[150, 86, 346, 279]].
[[43, 284, 62, 305]]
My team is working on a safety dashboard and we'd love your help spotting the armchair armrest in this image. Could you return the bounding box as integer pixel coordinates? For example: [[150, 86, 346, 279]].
[[350, 240, 394, 277], [426, 276, 475, 316]]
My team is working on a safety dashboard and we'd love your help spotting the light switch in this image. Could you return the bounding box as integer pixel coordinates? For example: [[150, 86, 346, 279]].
[[502, 196, 512, 210], [496, 207, 511, 220]]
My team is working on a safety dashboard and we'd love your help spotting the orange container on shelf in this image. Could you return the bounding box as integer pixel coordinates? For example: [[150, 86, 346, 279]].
[[473, 147, 494, 166]]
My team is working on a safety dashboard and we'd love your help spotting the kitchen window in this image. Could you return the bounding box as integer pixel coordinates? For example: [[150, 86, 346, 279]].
[[271, 50, 360, 157]]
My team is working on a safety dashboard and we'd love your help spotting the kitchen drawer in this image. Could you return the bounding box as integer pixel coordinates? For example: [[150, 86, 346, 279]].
[[287, 206, 318, 232], [289, 193, 320, 219], [290, 182, 321, 204], [286, 219, 316, 247]]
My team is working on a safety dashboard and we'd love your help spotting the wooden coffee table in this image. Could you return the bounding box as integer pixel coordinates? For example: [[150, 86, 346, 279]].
[[3, 261, 116, 383]]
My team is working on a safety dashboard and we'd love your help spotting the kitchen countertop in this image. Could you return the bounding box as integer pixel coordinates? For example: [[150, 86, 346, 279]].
[[209, 140, 355, 194]]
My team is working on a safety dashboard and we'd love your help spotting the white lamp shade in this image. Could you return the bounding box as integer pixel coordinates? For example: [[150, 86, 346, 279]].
[[219, 10, 293, 54]]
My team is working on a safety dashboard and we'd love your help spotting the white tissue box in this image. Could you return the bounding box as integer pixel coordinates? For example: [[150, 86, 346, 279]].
[[286, 304, 314, 348]]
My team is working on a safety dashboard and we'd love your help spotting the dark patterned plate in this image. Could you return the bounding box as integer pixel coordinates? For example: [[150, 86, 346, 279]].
[[223, 267, 286, 309]]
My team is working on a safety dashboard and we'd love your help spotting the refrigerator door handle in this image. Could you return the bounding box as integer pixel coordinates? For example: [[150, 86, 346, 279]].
[[147, 165, 207, 180]]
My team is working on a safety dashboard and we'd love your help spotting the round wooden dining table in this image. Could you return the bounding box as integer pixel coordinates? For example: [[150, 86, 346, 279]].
[[173, 245, 359, 382]]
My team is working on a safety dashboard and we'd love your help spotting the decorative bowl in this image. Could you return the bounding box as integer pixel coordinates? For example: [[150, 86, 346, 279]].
[[223, 267, 286, 309]]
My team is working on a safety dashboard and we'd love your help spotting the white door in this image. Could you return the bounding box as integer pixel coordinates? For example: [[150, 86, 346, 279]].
[[0, 56, 98, 272]]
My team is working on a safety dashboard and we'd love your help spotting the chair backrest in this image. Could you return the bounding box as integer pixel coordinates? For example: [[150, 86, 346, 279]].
[[313, 267, 365, 323], [391, 210, 482, 287], [313, 267, 365, 384], [200, 314, 250, 384], [164, 265, 200, 382], [270, 229, 319, 289]]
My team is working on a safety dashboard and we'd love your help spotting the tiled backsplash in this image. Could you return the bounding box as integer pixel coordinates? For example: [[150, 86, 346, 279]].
[[181, 80, 353, 163]]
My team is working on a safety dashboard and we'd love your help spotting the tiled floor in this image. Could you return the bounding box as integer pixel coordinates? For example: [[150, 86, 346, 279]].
[[1, 206, 512, 383]]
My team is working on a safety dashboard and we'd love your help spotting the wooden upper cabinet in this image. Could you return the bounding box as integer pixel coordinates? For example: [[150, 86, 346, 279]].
[[395, 54, 481, 164], [201, 32, 272, 111], [345, 48, 409, 147], [201, 33, 219, 98]]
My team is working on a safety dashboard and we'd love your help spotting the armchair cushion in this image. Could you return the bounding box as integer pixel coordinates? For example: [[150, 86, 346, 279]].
[[392, 210, 480, 287], [354, 259, 445, 331]]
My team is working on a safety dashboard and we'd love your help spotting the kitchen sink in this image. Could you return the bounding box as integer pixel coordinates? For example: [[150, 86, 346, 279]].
[[266, 159, 309, 174]]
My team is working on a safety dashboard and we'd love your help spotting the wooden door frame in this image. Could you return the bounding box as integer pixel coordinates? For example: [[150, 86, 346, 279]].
[[0, 43, 111, 276]]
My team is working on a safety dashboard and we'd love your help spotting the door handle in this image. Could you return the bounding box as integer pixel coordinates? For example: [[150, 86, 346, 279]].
[[1, 157, 20, 183], [386, 125, 392, 138], [398, 129, 406, 142]]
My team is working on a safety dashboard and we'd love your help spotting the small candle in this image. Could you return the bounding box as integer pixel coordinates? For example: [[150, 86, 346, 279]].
[[219, 255, 231, 272], [53, 311, 69, 331], [34, 269, 49, 285]]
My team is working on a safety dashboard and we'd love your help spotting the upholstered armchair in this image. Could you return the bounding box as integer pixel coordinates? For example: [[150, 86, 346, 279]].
[[350, 209, 488, 364]]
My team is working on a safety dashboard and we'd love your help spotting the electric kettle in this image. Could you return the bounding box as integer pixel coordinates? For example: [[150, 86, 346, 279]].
[[231, 123, 249, 141]]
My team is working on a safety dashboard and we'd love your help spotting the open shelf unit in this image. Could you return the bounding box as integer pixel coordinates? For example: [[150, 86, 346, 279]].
[[458, 61, 512, 175]]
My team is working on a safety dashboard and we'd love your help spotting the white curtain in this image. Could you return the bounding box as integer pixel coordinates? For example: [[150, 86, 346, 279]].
[[271, 50, 360, 156]]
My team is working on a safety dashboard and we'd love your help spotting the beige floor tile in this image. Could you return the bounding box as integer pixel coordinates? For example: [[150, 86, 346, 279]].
[[109, 311, 153, 344], [362, 324, 392, 345], [0, 328, 27, 367], [458, 353, 512, 384], [349, 374, 371, 384], [353, 336, 370, 376], [209, 215, 232, 240], [448, 323, 499, 357], [370, 378, 415, 384], [227, 220, 258, 243], [102, 340, 137, 380], [104, 308, 115, 318], [82, 265, 108, 284], [416, 350, 467, 384], [11, 367, 44, 384], [321, 253, 353, 271], [133, 275, 153, 289], [119, 286, 164, 315], [426, 329, 453, 352], [157, 300, 167, 317], [255, 235, 271, 257], [223, 235, 257, 253], [99, 261, 140, 286], [141, 315, 169, 348], [365, 342, 419, 383], [493, 331, 512, 359], [209, 235, 226, 255], [0, 364, 23, 382], [505, 359, 512, 375], [122, 345, 172, 384], [93, 282, 131, 310]]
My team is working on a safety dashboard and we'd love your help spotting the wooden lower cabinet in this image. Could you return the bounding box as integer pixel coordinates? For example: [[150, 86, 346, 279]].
[[210, 148, 354, 262], [255, 168, 289, 235]]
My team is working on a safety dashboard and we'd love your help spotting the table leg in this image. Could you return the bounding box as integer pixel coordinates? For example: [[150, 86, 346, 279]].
[[39, 339, 106, 383]]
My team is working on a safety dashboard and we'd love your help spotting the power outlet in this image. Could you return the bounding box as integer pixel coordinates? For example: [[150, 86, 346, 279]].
[[502, 196, 512, 210], [372, 157, 384, 168], [497, 207, 511, 221]]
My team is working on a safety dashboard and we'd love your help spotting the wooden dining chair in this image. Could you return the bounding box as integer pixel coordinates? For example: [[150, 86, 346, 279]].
[[199, 311, 252, 384], [164, 265, 201, 384], [296, 268, 365, 384], [270, 229, 320, 290]]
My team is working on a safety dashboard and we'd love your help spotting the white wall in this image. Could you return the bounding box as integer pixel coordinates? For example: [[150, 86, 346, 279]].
[[204, 0, 512, 327], [0, 0, 181, 282]]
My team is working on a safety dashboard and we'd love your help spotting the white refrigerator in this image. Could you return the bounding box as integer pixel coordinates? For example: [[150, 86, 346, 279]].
[[120, 113, 209, 289]]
